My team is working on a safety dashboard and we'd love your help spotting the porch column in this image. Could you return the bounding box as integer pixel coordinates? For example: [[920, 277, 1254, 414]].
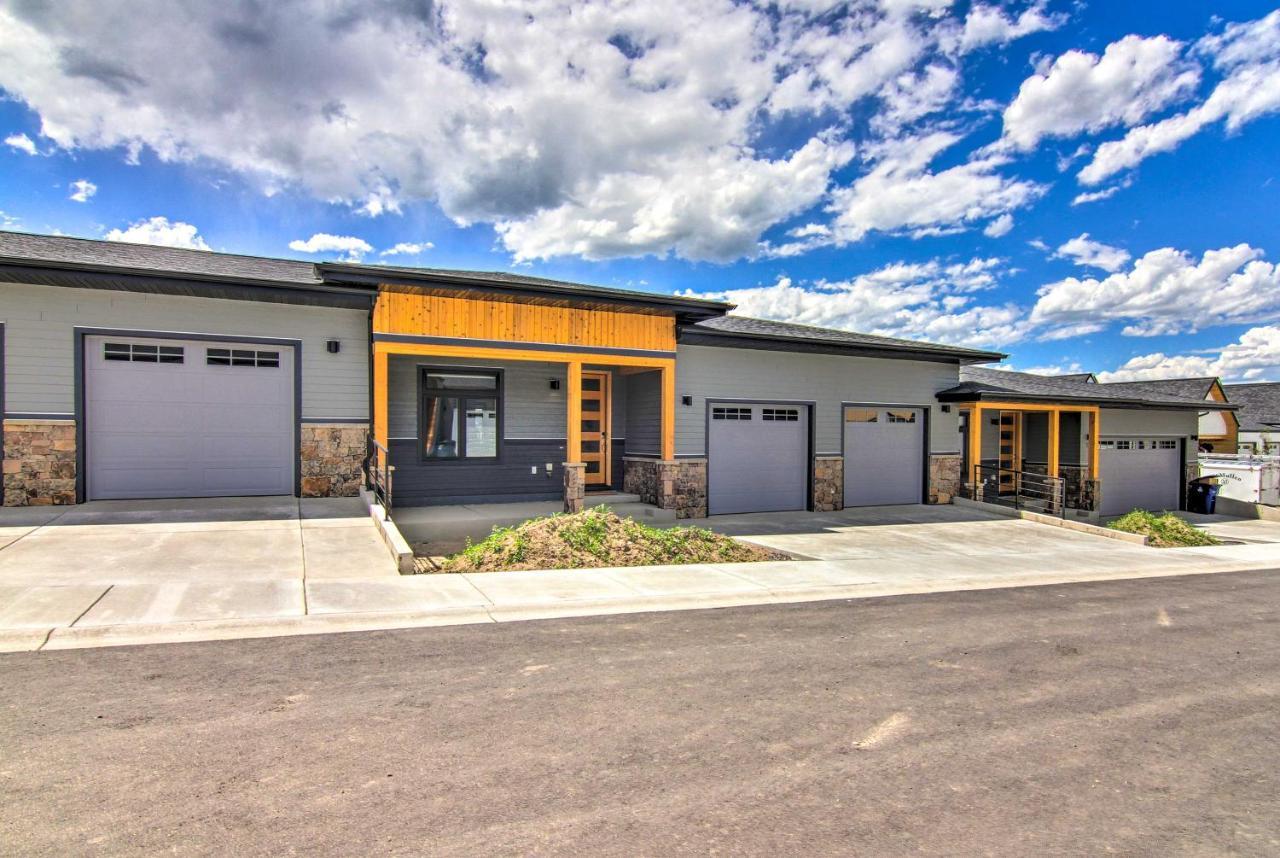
[[660, 361, 676, 460], [1089, 409, 1100, 480], [564, 360, 584, 512], [372, 348, 388, 457], [968, 403, 983, 489], [1047, 407, 1060, 477]]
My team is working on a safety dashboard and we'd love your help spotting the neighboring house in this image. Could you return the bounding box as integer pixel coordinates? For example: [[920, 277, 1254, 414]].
[[1098, 377, 1239, 453], [943, 368, 1234, 516], [1222, 383, 1280, 454], [0, 230, 1231, 519], [1054, 372, 1097, 383]]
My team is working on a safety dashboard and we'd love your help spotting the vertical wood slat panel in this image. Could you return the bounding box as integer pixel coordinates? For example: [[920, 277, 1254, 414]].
[[373, 291, 676, 351]]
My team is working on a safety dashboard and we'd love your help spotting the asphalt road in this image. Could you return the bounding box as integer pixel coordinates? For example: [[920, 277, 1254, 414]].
[[3, 570, 1279, 856]]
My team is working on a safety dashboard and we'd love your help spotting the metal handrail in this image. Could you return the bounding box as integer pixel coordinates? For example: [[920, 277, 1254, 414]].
[[366, 437, 394, 518], [969, 463, 1066, 516]]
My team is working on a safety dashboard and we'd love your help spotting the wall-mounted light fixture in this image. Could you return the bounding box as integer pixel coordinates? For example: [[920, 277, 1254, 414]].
[[549, 378, 561, 391], [326, 339, 341, 354], [940, 404, 951, 413], [681, 395, 693, 406]]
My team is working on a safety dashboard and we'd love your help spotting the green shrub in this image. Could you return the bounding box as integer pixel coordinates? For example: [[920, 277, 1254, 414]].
[[1107, 510, 1221, 548]]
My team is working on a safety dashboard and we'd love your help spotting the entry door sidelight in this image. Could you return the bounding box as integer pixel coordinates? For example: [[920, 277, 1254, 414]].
[[580, 371, 611, 486]]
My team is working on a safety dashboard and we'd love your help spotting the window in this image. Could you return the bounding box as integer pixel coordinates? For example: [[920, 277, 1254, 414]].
[[887, 410, 917, 424], [419, 369, 500, 460], [1158, 440, 1178, 450], [1100, 440, 1116, 449], [1115, 440, 1133, 450], [762, 408, 799, 422], [207, 348, 280, 368], [712, 406, 752, 420], [846, 408, 877, 423], [104, 342, 183, 364]]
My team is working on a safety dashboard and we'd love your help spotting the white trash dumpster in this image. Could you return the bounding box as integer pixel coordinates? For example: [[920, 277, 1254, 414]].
[[1197, 455, 1280, 506]]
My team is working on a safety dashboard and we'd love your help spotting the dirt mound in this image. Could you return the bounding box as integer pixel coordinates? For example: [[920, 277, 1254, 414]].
[[438, 507, 788, 573]]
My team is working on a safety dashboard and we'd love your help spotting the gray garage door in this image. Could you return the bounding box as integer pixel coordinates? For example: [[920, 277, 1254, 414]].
[[707, 403, 808, 515], [86, 336, 294, 500], [1099, 437, 1181, 516], [843, 406, 924, 507]]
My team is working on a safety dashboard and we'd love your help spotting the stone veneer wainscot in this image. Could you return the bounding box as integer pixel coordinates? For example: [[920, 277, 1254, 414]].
[[813, 455, 844, 512], [928, 453, 962, 505], [300, 423, 369, 498], [623, 457, 707, 519], [2, 419, 77, 506]]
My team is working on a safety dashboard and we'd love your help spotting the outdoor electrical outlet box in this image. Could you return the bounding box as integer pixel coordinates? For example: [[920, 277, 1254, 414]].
[[531, 466, 537, 475], [545, 463, 553, 473]]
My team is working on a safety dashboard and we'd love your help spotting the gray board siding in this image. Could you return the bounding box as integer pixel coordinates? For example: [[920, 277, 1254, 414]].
[[674, 344, 961, 456], [1100, 408, 1197, 437], [1, 281, 368, 419]]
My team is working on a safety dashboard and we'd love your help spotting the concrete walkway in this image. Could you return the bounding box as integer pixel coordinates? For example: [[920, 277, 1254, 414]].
[[2, 502, 1277, 652]]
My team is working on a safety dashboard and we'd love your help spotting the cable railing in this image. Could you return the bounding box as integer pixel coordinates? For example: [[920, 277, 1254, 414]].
[[365, 436, 394, 518], [968, 463, 1066, 516]]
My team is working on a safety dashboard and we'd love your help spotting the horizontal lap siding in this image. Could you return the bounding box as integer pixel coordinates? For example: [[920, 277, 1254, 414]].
[[1, 282, 368, 419], [674, 345, 961, 456], [625, 370, 662, 455], [390, 438, 565, 505], [375, 291, 676, 351], [1100, 408, 1197, 437]]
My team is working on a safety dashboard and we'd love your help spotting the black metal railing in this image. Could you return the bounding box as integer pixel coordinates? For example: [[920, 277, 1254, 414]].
[[366, 437, 394, 518], [969, 463, 1066, 516]]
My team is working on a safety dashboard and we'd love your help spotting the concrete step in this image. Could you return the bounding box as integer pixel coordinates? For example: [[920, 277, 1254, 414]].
[[584, 492, 641, 507], [609, 502, 677, 523]]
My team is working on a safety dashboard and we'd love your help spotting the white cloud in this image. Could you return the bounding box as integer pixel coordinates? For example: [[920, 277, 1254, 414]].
[[1053, 233, 1130, 272], [983, 213, 1013, 237], [950, 2, 1064, 54], [68, 178, 96, 202], [1070, 183, 1126, 206], [379, 241, 433, 257], [288, 233, 373, 261], [1097, 325, 1280, 382], [1001, 35, 1200, 150], [4, 132, 37, 155], [694, 257, 1024, 349], [828, 132, 1044, 242], [104, 216, 210, 250], [1032, 243, 1280, 337]]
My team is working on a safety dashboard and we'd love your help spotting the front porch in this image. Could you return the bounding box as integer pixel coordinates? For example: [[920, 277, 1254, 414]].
[[957, 401, 1101, 516]]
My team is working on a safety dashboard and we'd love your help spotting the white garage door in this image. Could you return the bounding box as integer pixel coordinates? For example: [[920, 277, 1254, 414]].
[[707, 403, 809, 515], [843, 406, 924, 507], [1099, 437, 1181, 516], [86, 336, 294, 500]]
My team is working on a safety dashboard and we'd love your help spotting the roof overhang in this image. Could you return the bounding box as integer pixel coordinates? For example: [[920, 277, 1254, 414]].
[[937, 387, 1239, 410], [679, 326, 1005, 365], [0, 258, 377, 309], [321, 263, 731, 323]]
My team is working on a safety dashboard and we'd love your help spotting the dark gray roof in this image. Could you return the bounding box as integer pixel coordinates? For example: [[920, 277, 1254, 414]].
[[1223, 383, 1280, 430], [686, 315, 1005, 362], [1054, 372, 1097, 383], [1098, 377, 1218, 401], [945, 366, 1233, 410], [0, 229, 321, 286]]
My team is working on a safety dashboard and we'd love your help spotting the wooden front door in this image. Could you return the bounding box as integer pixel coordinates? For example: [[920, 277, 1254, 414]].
[[580, 371, 611, 487]]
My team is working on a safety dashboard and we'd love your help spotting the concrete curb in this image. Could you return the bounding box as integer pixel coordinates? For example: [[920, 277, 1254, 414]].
[[952, 496, 1149, 545], [5, 559, 1274, 653], [359, 488, 415, 573]]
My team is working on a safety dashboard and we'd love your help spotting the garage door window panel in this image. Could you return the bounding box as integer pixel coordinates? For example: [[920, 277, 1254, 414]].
[[420, 369, 501, 461]]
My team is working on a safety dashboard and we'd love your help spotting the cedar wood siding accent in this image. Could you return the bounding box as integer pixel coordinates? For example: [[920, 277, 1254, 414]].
[[374, 290, 677, 352], [673, 344, 962, 456], [1, 281, 368, 420]]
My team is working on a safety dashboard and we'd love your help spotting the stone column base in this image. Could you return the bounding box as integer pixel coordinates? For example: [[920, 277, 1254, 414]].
[[3, 419, 78, 506], [300, 423, 369, 498], [813, 455, 844, 512], [623, 457, 707, 518], [563, 462, 586, 513], [928, 453, 962, 505]]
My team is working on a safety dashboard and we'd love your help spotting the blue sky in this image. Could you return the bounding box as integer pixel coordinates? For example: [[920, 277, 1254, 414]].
[[1, 1, 1279, 380]]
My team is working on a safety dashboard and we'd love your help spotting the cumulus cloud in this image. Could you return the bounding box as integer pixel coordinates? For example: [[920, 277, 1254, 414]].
[[828, 132, 1044, 242], [5, 132, 37, 155], [288, 233, 373, 261], [68, 178, 96, 202], [1001, 35, 1200, 151], [104, 216, 211, 250], [983, 213, 1013, 237], [1079, 14, 1280, 185], [949, 2, 1064, 54], [1097, 325, 1280, 383], [380, 241, 433, 257], [1053, 233, 1130, 272], [695, 257, 1024, 349], [1032, 243, 1280, 337], [1070, 183, 1127, 206]]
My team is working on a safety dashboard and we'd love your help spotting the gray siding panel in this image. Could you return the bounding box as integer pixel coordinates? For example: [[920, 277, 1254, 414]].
[[625, 370, 662, 455], [1, 281, 367, 419], [1100, 408, 1198, 437], [675, 344, 961, 456]]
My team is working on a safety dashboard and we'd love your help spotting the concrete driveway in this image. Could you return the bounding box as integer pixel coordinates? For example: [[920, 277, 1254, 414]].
[[0, 496, 395, 633]]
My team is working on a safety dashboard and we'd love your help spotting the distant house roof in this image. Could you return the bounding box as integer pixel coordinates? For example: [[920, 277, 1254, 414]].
[[940, 366, 1235, 410], [682, 315, 1005, 363], [1097, 377, 1220, 402], [1223, 383, 1280, 430], [1054, 372, 1097, 383]]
